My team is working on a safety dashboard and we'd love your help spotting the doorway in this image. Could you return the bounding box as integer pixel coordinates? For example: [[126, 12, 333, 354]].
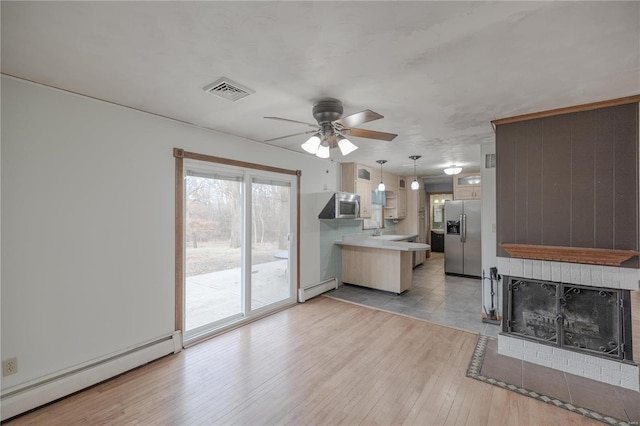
[[179, 155, 298, 344]]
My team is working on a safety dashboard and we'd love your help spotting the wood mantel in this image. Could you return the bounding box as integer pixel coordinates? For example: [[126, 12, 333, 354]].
[[499, 243, 640, 266]]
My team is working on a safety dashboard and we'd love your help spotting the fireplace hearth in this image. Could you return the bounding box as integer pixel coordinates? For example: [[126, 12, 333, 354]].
[[502, 276, 633, 361], [496, 256, 639, 391]]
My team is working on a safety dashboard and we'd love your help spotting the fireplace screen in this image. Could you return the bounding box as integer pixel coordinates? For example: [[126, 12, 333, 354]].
[[503, 276, 633, 361]]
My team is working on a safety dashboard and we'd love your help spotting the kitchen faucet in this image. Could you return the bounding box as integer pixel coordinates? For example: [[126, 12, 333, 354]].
[[372, 224, 381, 236]]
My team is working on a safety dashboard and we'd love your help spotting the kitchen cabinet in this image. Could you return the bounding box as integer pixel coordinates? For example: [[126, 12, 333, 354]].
[[453, 173, 481, 200], [383, 171, 398, 192], [431, 230, 444, 252], [384, 191, 398, 219], [381, 176, 407, 220], [416, 210, 427, 264], [396, 177, 429, 265], [383, 189, 407, 220], [341, 163, 373, 218], [397, 178, 407, 219], [336, 235, 429, 294], [397, 189, 407, 219], [344, 163, 409, 220]]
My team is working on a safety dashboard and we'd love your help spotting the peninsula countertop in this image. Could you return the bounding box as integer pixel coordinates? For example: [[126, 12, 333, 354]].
[[335, 234, 431, 252]]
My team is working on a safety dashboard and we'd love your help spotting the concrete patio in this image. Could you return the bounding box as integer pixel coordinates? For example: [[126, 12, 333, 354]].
[[185, 259, 290, 330]]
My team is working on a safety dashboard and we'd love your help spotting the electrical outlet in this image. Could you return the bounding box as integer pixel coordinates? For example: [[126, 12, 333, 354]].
[[2, 357, 18, 376]]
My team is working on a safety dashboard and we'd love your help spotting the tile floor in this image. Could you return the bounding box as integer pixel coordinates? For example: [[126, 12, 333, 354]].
[[326, 252, 500, 337], [480, 338, 639, 423]]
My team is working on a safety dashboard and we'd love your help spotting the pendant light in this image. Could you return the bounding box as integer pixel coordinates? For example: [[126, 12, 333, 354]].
[[376, 160, 387, 191], [409, 155, 421, 190], [444, 164, 462, 175]]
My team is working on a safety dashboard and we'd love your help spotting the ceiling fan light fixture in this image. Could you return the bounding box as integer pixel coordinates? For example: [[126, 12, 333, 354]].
[[337, 135, 358, 156], [444, 165, 462, 175], [316, 139, 330, 159], [301, 134, 321, 154]]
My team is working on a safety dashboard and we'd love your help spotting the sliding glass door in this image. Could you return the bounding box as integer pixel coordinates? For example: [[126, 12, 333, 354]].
[[184, 172, 243, 332], [251, 178, 291, 310], [183, 161, 296, 342]]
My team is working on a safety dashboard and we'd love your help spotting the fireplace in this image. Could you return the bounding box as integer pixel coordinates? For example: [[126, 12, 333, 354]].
[[496, 256, 639, 391], [502, 276, 633, 361]]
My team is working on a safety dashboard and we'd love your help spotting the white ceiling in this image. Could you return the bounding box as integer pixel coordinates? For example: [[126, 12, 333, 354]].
[[2, 1, 639, 178]]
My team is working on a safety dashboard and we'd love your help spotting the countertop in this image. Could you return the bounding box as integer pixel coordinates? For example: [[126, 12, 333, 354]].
[[335, 234, 430, 252]]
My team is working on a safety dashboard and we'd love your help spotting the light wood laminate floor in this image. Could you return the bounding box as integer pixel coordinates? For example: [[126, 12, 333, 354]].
[[8, 297, 599, 425]]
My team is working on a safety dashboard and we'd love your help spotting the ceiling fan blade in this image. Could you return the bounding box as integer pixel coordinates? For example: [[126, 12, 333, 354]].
[[335, 110, 383, 128], [264, 130, 317, 142], [264, 116, 317, 127], [346, 127, 397, 141]]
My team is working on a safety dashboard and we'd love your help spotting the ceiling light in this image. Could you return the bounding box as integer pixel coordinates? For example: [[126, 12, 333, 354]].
[[376, 160, 387, 192], [301, 134, 321, 154], [337, 135, 358, 156], [409, 155, 421, 190], [444, 165, 462, 175], [316, 139, 330, 159]]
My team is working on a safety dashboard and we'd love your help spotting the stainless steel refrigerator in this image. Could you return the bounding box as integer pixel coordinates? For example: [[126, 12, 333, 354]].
[[444, 200, 481, 277]]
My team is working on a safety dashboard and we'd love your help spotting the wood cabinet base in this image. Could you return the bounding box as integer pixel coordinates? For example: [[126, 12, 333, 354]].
[[341, 246, 413, 294]]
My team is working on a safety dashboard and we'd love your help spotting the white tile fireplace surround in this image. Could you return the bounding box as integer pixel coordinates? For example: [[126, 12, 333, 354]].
[[496, 256, 640, 391]]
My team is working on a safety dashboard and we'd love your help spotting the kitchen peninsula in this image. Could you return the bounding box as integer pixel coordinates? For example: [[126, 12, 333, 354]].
[[335, 234, 430, 294]]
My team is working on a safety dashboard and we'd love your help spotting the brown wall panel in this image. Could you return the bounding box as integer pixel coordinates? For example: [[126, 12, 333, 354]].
[[613, 104, 639, 254], [570, 110, 596, 248], [514, 121, 530, 244], [496, 101, 639, 268], [594, 107, 616, 249], [524, 120, 543, 245], [496, 122, 518, 258], [541, 115, 572, 247]]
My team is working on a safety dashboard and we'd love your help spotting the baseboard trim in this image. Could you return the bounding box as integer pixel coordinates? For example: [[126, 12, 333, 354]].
[[1, 331, 182, 421]]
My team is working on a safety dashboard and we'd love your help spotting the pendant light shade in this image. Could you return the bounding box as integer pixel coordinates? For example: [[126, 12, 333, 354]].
[[444, 165, 462, 175], [376, 160, 387, 192], [337, 135, 358, 155], [409, 155, 421, 191], [301, 134, 321, 154]]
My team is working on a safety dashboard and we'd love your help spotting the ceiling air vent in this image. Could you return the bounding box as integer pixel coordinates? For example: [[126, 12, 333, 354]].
[[203, 77, 254, 102]]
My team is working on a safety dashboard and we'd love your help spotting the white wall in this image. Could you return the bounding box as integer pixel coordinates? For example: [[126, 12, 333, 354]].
[[0, 76, 336, 392], [480, 142, 499, 315]]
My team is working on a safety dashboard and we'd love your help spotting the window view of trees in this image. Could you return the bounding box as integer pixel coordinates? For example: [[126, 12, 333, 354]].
[[185, 176, 289, 277], [184, 171, 293, 333]]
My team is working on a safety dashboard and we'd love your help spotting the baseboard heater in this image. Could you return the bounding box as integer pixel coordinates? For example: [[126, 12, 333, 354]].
[[0, 331, 182, 421], [298, 278, 338, 302]]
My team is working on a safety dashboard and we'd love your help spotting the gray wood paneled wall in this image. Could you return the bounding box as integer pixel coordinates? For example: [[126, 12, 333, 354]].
[[496, 102, 639, 268]]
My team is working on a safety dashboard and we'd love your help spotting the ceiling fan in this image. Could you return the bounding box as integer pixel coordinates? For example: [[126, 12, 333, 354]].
[[264, 98, 397, 158]]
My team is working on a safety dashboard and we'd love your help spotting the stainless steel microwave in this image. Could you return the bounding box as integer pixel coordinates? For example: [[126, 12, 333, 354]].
[[318, 192, 360, 219]]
